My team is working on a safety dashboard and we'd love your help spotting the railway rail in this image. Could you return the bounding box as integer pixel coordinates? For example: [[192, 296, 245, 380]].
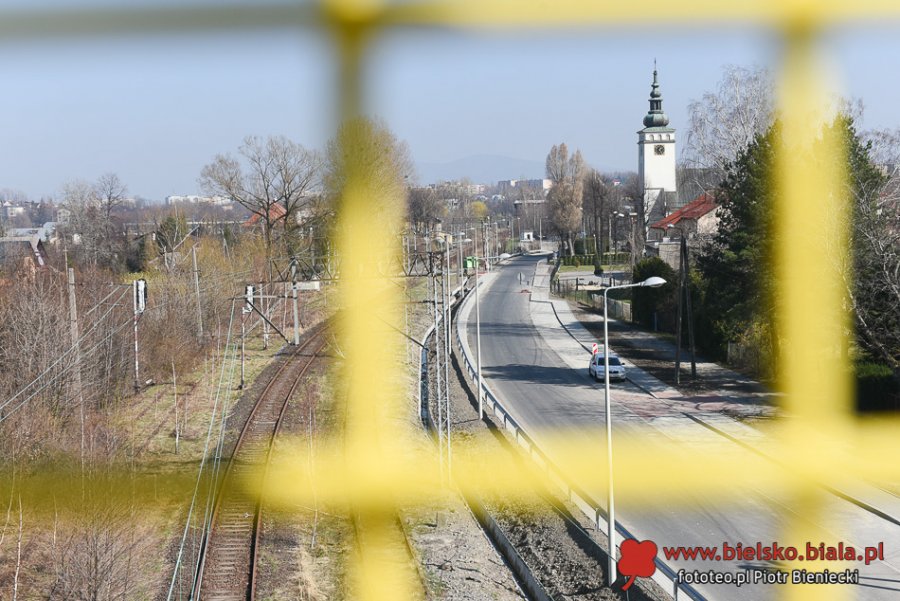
[[192, 325, 328, 601]]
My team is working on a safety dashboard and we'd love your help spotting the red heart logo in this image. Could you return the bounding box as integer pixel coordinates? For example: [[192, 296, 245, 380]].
[[618, 538, 658, 590]]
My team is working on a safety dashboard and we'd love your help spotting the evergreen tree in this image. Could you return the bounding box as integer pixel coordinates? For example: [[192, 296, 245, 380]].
[[697, 115, 893, 366], [696, 125, 777, 357]]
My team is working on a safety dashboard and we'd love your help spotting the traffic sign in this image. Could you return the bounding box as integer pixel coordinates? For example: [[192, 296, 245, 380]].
[[592, 343, 599, 355]]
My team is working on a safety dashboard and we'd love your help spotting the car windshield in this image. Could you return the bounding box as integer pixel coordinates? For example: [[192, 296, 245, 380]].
[[594, 356, 622, 366]]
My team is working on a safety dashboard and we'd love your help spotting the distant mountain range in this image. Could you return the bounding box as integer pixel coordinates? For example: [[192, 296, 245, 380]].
[[415, 154, 546, 186]]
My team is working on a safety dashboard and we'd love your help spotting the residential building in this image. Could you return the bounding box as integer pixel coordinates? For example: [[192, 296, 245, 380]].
[[647, 193, 720, 269]]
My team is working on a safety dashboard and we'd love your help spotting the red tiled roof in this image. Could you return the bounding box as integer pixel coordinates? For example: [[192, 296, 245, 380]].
[[243, 203, 287, 226], [650, 193, 717, 230]]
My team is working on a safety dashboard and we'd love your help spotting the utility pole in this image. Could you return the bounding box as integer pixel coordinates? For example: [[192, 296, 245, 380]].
[[133, 278, 147, 391], [260, 282, 269, 350], [67, 265, 85, 464], [290, 260, 300, 345], [443, 243, 452, 474], [241, 285, 253, 389], [675, 239, 684, 385], [291, 283, 300, 345], [192, 246, 203, 339], [431, 270, 445, 481], [684, 236, 697, 378], [674, 234, 697, 383]]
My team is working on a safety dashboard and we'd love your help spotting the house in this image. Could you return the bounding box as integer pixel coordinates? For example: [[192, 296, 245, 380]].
[[0, 234, 48, 272], [242, 203, 287, 228], [5, 222, 58, 245], [648, 193, 719, 242], [646, 193, 719, 269]]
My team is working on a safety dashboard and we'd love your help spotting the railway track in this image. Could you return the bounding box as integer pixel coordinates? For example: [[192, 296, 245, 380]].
[[193, 326, 328, 601]]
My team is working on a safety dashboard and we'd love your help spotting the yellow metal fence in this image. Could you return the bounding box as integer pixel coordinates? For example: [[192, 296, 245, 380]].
[[5, 2, 900, 600]]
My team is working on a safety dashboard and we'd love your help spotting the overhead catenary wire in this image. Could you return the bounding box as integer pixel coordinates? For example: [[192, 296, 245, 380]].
[[189, 300, 242, 597], [0, 256, 307, 425], [0, 286, 131, 421], [166, 299, 238, 601], [0, 312, 135, 423]]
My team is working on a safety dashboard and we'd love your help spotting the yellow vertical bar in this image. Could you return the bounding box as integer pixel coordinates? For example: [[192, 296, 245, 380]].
[[328, 2, 421, 598], [774, 21, 852, 601]]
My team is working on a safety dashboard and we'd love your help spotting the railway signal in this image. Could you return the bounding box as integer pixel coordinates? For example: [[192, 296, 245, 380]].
[[133, 278, 147, 391]]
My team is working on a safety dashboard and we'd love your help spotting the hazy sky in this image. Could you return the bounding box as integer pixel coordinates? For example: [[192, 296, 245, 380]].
[[1, 1, 899, 200]]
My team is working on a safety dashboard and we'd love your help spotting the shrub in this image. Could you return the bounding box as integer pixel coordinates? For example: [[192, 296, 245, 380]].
[[631, 257, 677, 328], [856, 362, 899, 412]]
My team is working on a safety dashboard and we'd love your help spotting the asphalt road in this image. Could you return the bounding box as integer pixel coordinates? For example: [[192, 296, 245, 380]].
[[464, 253, 900, 601]]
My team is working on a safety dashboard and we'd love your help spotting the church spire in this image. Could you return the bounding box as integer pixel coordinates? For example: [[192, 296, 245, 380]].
[[643, 64, 670, 128]]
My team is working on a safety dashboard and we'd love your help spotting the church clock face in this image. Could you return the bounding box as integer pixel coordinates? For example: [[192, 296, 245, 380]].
[[654, 144, 665, 156]]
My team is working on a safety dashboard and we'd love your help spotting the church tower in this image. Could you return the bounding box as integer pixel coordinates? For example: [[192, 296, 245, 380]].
[[638, 66, 676, 224]]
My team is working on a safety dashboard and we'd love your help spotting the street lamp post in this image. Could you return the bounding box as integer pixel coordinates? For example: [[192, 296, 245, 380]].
[[601, 276, 667, 585], [474, 245, 484, 419]]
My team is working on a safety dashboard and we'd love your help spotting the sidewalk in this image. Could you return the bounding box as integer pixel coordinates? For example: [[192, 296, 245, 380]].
[[532, 261, 776, 420], [529, 260, 900, 525]]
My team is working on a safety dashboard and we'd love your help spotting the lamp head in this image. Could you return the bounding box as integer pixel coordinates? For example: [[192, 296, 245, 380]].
[[641, 276, 667, 288]]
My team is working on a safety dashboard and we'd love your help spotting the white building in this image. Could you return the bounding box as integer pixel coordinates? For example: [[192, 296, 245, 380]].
[[166, 194, 231, 206], [637, 67, 677, 228], [497, 179, 552, 195]]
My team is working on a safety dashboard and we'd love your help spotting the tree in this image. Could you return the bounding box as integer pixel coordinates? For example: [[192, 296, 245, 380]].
[[407, 187, 444, 233], [683, 65, 774, 186], [545, 143, 586, 256], [617, 172, 646, 255], [470, 200, 489, 220], [61, 176, 129, 269], [582, 169, 608, 255], [696, 125, 778, 357], [696, 115, 895, 368], [200, 135, 322, 252], [324, 117, 413, 226], [94, 173, 127, 223], [631, 257, 677, 328], [849, 127, 900, 367]]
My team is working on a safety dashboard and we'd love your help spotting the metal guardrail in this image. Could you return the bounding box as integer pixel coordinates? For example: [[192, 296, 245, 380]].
[[453, 274, 706, 601]]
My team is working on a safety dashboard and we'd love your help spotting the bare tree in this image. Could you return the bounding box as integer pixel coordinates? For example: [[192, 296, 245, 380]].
[[618, 173, 646, 253], [582, 169, 609, 254], [60, 176, 129, 268], [545, 143, 586, 255], [93, 173, 127, 224], [324, 116, 413, 230], [850, 127, 900, 367], [200, 135, 322, 252], [682, 65, 774, 182], [407, 187, 444, 234]]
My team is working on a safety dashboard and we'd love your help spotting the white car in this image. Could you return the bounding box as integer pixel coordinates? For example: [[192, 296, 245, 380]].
[[588, 354, 627, 382]]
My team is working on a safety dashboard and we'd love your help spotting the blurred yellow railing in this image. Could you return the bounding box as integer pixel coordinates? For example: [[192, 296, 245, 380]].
[[4, 2, 900, 600]]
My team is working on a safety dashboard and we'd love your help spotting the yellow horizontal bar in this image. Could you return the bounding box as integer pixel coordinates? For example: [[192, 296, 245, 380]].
[[384, 0, 900, 29], [2, 0, 900, 40], [4, 419, 900, 513]]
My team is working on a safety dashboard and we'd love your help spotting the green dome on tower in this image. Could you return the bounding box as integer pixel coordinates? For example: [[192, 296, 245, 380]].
[[643, 68, 670, 128]]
